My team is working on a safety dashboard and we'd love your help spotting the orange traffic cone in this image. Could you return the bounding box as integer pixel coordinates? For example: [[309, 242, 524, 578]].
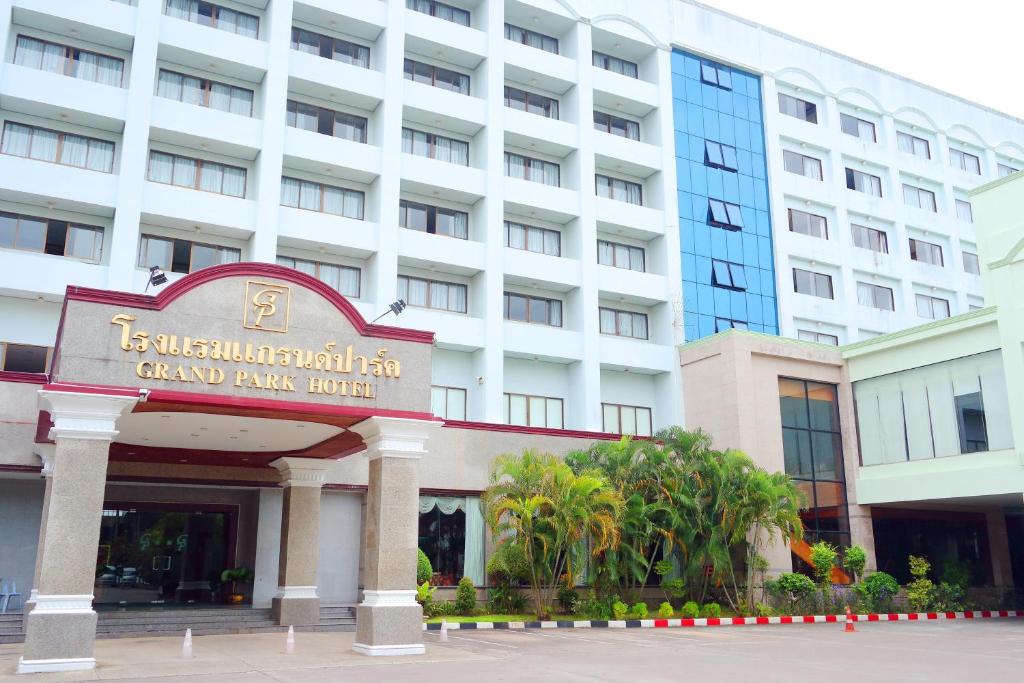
[[844, 606, 856, 633]]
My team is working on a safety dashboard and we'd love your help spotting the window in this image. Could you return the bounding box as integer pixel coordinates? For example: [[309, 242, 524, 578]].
[[14, 36, 124, 87], [602, 403, 652, 436], [897, 131, 930, 159], [594, 111, 639, 140], [286, 100, 367, 143], [592, 51, 638, 78], [998, 163, 1019, 178], [1, 122, 114, 173], [599, 307, 649, 340], [700, 61, 732, 90], [431, 386, 467, 420], [0, 342, 49, 373], [0, 212, 103, 262], [164, 0, 259, 38], [715, 318, 747, 332], [503, 292, 562, 326], [403, 58, 470, 95], [156, 69, 254, 116], [788, 209, 828, 239], [845, 168, 882, 197], [798, 330, 839, 346], [597, 240, 645, 272], [137, 234, 240, 273], [707, 199, 744, 230], [290, 28, 369, 68], [504, 152, 559, 186], [778, 93, 817, 123], [950, 148, 982, 175], [503, 393, 563, 428], [505, 221, 559, 256], [280, 177, 364, 218], [418, 499, 466, 587], [398, 275, 467, 313], [595, 174, 642, 205], [955, 392, 988, 454], [963, 251, 980, 275], [793, 268, 833, 299], [779, 379, 849, 552], [711, 259, 747, 290], [840, 113, 876, 142], [504, 86, 558, 119], [783, 150, 823, 180], [909, 238, 944, 267], [504, 23, 557, 53], [399, 200, 468, 239], [851, 224, 888, 253], [276, 256, 359, 298], [856, 282, 894, 311], [401, 128, 469, 165], [705, 140, 739, 171], [955, 199, 974, 223], [902, 184, 937, 212], [406, 0, 469, 26], [916, 293, 950, 320], [147, 151, 246, 197]]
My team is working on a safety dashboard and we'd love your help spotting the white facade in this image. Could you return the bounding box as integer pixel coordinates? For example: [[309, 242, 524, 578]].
[[0, 0, 1021, 432]]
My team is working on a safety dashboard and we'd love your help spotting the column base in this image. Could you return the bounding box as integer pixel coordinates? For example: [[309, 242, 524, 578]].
[[17, 657, 95, 674], [19, 601, 97, 675], [272, 587, 320, 626], [353, 590, 423, 656]]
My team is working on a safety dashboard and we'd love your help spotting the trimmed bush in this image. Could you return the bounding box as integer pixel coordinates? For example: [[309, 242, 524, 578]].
[[658, 601, 674, 618], [907, 555, 935, 612], [857, 572, 899, 613], [809, 541, 838, 586], [632, 602, 648, 619], [612, 600, 628, 620], [773, 572, 816, 599], [455, 576, 477, 616], [417, 548, 433, 585], [680, 601, 700, 619], [701, 602, 721, 619], [844, 545, 867, 583]]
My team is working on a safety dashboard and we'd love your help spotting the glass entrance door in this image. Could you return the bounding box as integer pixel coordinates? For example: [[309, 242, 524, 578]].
[[95, 506, 232, 605]]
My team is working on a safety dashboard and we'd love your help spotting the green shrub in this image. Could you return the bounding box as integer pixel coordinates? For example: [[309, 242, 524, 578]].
[[701, 602, 721, 618], [906, 555, 935, 612], [611, 600, 628, 620], [844, 545, 867, 583], [680, 601, 700, 619], [754, 602, 775, 617], [416, 580, 436, 613], [485, 543, 530, 614], [809, 541, 838, 586], [653, 560, 673, 577], [557, 585, 579, 614], [455, 576, 477, 616], [427, 600, 456, 618], [773, 572, 816, 599], [932, 582, 966, 612], [939, 560, 970, 589], [857, 572, 899, 613], [661, 577, 686, 602], [417, 549, 433, 585], [658, 601, 674, 618], [632, 602, 648, 619], [487, 586, 528, 614]]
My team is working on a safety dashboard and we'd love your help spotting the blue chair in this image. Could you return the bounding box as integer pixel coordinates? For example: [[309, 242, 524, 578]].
[[0, 579, 21, 614]]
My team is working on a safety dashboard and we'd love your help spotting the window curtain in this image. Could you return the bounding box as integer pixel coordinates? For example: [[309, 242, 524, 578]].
[[449, 284, 467, 313], [337, 266, 360, 297], [61, 134, 89, 167], [221, 167, 246, 197], [87, 140, 114, 172], [209, 83, 232, 112], [41, 42, 65, 74], [464, 497, 485, 586], [157, 70, 182, 99], [323, 186, 344, 215], [1, 123, 31, 156], [430, 282, 448, 310], [299, 180, 320, 210], [280, 178, 300, 206], [543, 161, 559, 186], [14, 36, 43, 69], [29, 128, 58, 161], [166, 0, 191, 20], [235, 13, 259, 39], [74, 51, 99, 83], [148, 152, 174, 183], [343, 190, 363, 219], [172, 156, 196, 187]]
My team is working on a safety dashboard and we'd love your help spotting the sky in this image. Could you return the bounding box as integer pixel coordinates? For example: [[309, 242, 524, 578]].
[[700, 0, 1024, 120]]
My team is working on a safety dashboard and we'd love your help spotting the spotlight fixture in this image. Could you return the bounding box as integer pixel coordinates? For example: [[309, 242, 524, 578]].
[[145, 266, 168, 292], [371, 299, 407, 323]]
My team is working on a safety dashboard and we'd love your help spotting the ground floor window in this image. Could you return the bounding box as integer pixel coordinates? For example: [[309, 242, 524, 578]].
[[871, 508, 992, 586], [418, 495, 485, 586]]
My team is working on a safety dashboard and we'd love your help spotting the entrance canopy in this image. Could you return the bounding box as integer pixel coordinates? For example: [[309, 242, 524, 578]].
[[38, 263, 437, 466]]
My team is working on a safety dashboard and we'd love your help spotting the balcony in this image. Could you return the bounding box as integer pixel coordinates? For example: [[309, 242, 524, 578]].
[[401, 155, 486, 204], [0, 248, 108, 296], [398, 308, 486, 352], [291, 0, 386, 39], [402, 80, 486, 136], [504, 42, 576, 95], [149, 97, 262, 160], [503, 178, 577, 224], [158, 15, 269, 84], [595, 266, 668, 306], [0, 64, 127, 132], [276, 206, 379, 259], [504, 249, 581, 292], [288, 51, 384, 112], [593, 133, 662, 179], [594, 197, 664, 240], [141, 182, 257, 239], [0, 154, 117, 216], [503, 321, 582, 364], [599, 336, 675, 374], [404, 11, 485, 71], [591, 70, 658, 118], [12, 0, 134, 51], [396, 230, 485, 275], [283, 127, 381, 185], [504, 109, 577, 159]]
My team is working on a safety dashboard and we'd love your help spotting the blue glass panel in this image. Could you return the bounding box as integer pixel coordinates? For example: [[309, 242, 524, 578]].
[[747, 96, 762, 123], [697, 284, 716, 315], [738, 173, 755, 206], [734, 118, 751, 151], [678, 191, 693, 220], [757, 235, 773, 269], [744, 294, 763, 323], [684, 54, 701, 80], [749, 124, 764, 151], [726, 229, 743, 263], [695, 255, 712, 282], [702, 108, 719, 139], [693, 221, 711, 255], [685, 79, 702, 106], [713, 286, 731, 316], [717, 88, 733, 115], [689, 161, 708, 195], [751, 153, 766, 180], [745, 268, 761, 294], [762, 299, 778, 329], [741, 205, 757, 229], [731, 73, 747, 96], [688, 134, 705, 161], [673, 106, 688, 132], [706, 166, 724, 200], [741, 232, 759, 265], [676, 158, 691, 192], [722, 172, 739, 204], [709, 227, 727, 259], [730, 291, 747, 319], [718, 113, 736, 145], [697, 314, 715, 338], [745, 74, 760, 98], [701, 83, 719, 106], [755, 210, 771, 237], [733, 92, 748, 119], [760, 270, 775, 297], [672, 73, 687, 97], [683, 281, 699, 313], [754, 182, 769, 210], [681, 251, 697, 280], [679, 219, 695, 252], [691, 194, 706, 221]]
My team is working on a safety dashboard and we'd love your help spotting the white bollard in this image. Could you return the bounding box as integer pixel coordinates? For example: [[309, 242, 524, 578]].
[[285, 625, 295, 654], [182, 628, 193, 659], [439, 621, 448, 643]]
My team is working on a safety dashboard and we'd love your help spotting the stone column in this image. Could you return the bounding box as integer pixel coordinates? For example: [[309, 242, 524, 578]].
[[269, 457, 331, 626], [349, 416, 440, 656], [986, 511, 1014, 589], [18, 390, 137, 675], [22, 446, 55, 629]]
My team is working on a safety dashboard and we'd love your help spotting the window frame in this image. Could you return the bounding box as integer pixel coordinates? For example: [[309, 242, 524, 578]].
[[280, 176, 365, 219], [136, 234, 240, 274], [949, 147, 982, 175], [400, 127, 470, 165], [909, 237, 944, 267], [146, 150, 247, 198], [788, 208, 828, 239], [164, 0, 260, 38], [397, 274, 469, 314], [503, 85, 559, 120], [14, 35, 125, 87], [601, 402, 653, 437], [856, 282, 895, 311], [591, 51, 639, 78], [0, 211, 104, 263], [430, 385, 468, 420], [276, 255, 361, 298], [710, 258, 747, 291], [897, 131, 931, 159], [504, 151, 560, 186], [792, 267, 834, 300], [286, 99, 368, 143], [399, 199, 469, 240], [156, 68, 254, 116], [595, 174, 643, 205], [598, 306, 649, 340], [839, 113, 876, 142], [915, 293, 950, 320], [406, 0, 470, 27], [902, 183, 937, 212], [707, 199, 744, 230], [593, 111, 640, 140], [783, 149, 823, 180], [699, 61, 732, 90], [504, 220, 560, 256], [596, 239, 645, 272], [955, 199, 974, 223], [403, 58, 470, 95], [705, 140, 739, 172], [503, 392, 564, 429], [0, 341, 51, 373], [1, 121, 115, 173], [962, 251, 980, 275], [777, 92, 818, 124], [850, 223, 888, 254], [503, 23, 558, 54], [503, 291, 563, 327], [289, 27, 370, 68], [797, 330, 839, 346]]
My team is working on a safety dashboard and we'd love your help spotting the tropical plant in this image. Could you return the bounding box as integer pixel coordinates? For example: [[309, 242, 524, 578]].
[[701, 602, 721, 618], [486, 542, 530, 613], [844, 545, 867, 583], [808, 541, 838, 586], [658, 601, 674, 617], [632, 602, 649, 618], [416, 580, 437, 616], [455, 576, 477, 615], [417, 548, 433, 585], [557, 585, 579, 613], [906, 555, 935, 612], [857, 572, 899, 613], [482, 450, 624, 620], [220, 567, 253, 600]]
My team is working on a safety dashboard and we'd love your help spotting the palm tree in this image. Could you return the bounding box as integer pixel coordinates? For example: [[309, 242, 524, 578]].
[[482, 450, 623, 620]]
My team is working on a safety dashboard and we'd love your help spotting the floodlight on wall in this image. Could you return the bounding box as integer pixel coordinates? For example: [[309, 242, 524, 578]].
[[145, 266, 168, 292], [371, 299, 407, 323]]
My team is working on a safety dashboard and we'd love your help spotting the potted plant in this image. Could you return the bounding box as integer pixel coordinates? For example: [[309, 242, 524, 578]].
[[220, 567, 254, 604]]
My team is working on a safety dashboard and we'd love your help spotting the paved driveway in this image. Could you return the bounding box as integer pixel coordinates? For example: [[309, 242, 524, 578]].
[[2, 621, 1022, 682]]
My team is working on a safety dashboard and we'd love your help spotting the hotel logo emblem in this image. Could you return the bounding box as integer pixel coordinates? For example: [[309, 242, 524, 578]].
[[243, 281, 290, 333]]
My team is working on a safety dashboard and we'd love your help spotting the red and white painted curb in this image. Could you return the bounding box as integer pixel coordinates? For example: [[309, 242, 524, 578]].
[[424, 609, 1023, 631]]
